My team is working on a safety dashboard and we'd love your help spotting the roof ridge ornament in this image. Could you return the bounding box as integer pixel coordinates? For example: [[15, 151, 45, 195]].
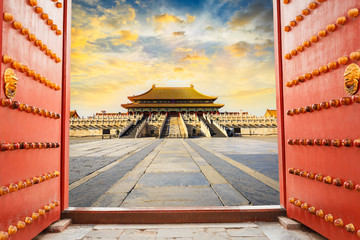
[[190, 84, 194, 88], [152, 84, 156, 89]]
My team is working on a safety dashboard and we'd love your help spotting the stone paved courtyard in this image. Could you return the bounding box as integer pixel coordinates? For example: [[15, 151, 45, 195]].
[[69, 137, 279, 207], [34, 222, 326, 240]]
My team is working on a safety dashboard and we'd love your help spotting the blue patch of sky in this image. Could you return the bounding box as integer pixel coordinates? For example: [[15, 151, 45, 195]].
[[138, 36, 174, 59]]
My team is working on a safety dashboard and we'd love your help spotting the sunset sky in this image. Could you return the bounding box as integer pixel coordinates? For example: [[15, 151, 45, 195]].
[[70, 0, 275, 117]]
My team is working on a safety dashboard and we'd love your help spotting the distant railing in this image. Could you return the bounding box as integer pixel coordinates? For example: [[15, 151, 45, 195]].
[[118, 122, 133, 138], [200, 118, 211, 137], [134, 114, 144, 125], [135, 120, 147, 138], [158, 113, 168, 138], [179, 114, 188, 138], [213, 120, 228, 137]]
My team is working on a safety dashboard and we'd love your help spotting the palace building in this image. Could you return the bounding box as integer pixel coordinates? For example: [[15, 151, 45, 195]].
[[121, 84, 224, 115]]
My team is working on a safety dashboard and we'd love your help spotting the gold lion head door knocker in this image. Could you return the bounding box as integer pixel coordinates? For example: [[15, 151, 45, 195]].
[[4, 68, 18, 99], [344, 63, 360, 95]]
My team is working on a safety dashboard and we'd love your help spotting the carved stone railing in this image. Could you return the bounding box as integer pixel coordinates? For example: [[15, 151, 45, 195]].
[[118, 122, 133, 138], [179, 114, 188, 138], [199, 117, 211, 137], [135, 120, 147, 138], [158, 113, 168, 138], [213, 120, 228, 137]]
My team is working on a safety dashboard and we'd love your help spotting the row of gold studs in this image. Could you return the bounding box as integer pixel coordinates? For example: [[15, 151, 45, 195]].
[[284, 1, 325, 32], [288, 168, 360, 190], [284, 8, 359, 60], [1, 98, 61, 119], [287, 138, 360, 147], [33, 7, 61, 34], [0, 171, 60, 196], [3, 13, 61, 63], [28, 0, 63, 9], [0, 200, 60, 239], [289, 198, 359, 236], [282, 0, 326, 5], [0, 142, 60, 151], [285, 53, 360, 88], [286, 95, 360, 115], [2, 55, 61, 91]]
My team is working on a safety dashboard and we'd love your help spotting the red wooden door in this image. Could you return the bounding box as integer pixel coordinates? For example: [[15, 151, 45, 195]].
[[274, 0, 360, 239], [0, 0, 70, 239]]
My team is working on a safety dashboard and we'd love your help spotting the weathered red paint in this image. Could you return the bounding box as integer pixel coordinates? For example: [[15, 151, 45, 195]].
[[273, 0, 286, 209], [0, 0, 71, 238], [274, 0, 360, 239], [60, 0, 71, 213]]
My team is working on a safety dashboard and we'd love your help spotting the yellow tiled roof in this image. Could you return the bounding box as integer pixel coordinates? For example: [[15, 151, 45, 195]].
[[70, 110, 79, 118], [128, 85, 218, 101], [265, 109, 277, 118], [121, 103, 224, 109]]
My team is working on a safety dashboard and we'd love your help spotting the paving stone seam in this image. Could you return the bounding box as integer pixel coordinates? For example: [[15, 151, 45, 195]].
[[71, 139, 136, 154], [181, 139, 226, 206], [91, 140, 166, 207], [182, 139, 228, 186], [182, 139, 251, 206], [70, 140, 163, 207], [69, 139, 143, 157], [81, 139, 148, 157], [190, 140, 280, 191], [69, 139, 157, 191]]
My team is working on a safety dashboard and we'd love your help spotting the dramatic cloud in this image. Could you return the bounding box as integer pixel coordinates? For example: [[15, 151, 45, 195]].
[[186, 14, 196, 23], [154, 13, 184, 24], [174, 67, 184, 72], [181, 53, 209, 62], [70, 0, 275, 117], [175, 48, 193, 52], [113, 30, 139, 46], [205, 26, 215, 31], [222, 88, 275, 98], [254, 39, 274, 50], [173, 31, 185, 36], [228, 0, 273, 32], [98, 5, 136, 28], [153, 13, 196, 29], [225, 41, 251, 57]]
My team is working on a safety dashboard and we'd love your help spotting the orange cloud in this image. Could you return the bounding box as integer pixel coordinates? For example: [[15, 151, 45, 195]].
[[205, 25, 215, 31], [113, 30, 138, 46], [173, 31, 185, 36], [175, 48, 193, 52], [181, 53, 209, 62], [225, 41, 251, 57], [254, 50, 271, 57], [186, 14, 196, 23], [153, 13, 195, 29], [174, 67, 184, 72], [154, 13, 184, 24], [222, 88, 275, 98], [254, 39, 273, 50]]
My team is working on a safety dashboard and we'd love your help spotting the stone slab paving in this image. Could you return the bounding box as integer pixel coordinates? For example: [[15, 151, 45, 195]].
[[135, 172, 210, 188], [70, 139, 154, 184], [69, 137, 283, 207], [185, 140, 279, 205], [120, 186, 223, 207], [69, 138, 286, 207], [120, 139, 224, 207], [69, 140, 162, 207], [190, 138, 279, 181], [92, 141, 166, 207], [34, 222, 326, 240]]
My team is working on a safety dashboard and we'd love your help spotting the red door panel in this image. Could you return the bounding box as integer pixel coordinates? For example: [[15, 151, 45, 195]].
[[0, 0, 70, 239], [275, 0, 360, 239]]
